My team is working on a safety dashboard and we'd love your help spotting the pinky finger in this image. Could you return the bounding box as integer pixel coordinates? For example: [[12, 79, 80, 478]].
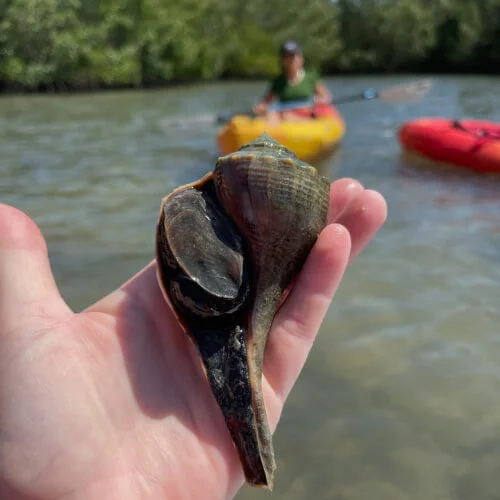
[[335, 189, 387, 263]]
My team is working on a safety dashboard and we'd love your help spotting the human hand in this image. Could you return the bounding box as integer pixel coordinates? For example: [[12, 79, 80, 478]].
[[253, 102, 268, 116], [314, 94, 332, 105], [0, 178, 386, 500]]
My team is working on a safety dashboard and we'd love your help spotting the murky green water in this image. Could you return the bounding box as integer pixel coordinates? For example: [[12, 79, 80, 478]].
[[2, 75, 500, 499]]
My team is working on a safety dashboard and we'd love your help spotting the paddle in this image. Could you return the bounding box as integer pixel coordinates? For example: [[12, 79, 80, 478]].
[[162, 79, 432, 129], [216, 79, 432, 124], [326, 78, 432, 105]]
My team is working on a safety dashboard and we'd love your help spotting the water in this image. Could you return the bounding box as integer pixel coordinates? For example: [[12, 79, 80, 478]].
[[2, 75, 500, 499]]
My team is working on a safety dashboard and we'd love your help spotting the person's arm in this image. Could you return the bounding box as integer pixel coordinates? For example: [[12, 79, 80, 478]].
[[314, 81, 332, 104], [253, 91, 276, 115], [254, 75, 282, 115]]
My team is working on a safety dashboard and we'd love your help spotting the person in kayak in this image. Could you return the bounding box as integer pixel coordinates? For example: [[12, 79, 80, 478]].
[[253, 40, 333, 122]]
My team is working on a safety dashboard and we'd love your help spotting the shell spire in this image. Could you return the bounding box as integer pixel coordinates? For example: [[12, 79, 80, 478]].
[[235, 132, 308, 164]]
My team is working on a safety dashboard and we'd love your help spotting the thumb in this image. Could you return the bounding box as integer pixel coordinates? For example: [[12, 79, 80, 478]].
[[0, 204, 70, 332]]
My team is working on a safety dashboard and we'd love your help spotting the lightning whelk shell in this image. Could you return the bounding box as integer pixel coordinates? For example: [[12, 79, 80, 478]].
[[156, 133, 330, 489]]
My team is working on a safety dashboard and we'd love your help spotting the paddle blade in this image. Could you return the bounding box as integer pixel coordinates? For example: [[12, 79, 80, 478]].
[[378, 79, 432, 103]]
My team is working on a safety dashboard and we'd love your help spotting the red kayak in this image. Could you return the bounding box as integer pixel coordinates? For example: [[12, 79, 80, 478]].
[[398, 118, 500, 174]]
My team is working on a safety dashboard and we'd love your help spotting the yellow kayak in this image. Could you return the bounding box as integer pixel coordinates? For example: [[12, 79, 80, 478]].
[[216, 106, 345, 163]]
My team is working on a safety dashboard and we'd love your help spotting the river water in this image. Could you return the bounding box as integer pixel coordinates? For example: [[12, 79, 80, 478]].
[[2, 75, 500, 499]]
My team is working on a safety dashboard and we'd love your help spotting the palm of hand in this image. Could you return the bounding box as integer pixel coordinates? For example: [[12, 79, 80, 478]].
[[0, 179, 386, 500]]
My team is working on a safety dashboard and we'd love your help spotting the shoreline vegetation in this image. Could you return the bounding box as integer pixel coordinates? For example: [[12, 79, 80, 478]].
[[1, 0, 499, 95]]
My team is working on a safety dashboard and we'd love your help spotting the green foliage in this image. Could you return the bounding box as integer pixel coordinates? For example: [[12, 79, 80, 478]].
[[222, 19, 280, 77], [0, 0, 84, 86], [0, 0, 498, 90]]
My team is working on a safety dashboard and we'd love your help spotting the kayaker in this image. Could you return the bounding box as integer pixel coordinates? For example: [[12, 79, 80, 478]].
[[253, 40, 332, 122]]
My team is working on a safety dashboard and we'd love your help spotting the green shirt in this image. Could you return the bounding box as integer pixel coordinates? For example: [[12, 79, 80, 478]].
[[269, 70, 320, 103]]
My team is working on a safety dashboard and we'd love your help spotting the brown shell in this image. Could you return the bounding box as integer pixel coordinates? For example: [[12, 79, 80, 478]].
[[156, 133, 330, 490]]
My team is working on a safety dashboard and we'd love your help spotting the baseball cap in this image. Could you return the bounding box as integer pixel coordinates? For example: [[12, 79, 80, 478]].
[[280, 40, 302, 57]]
